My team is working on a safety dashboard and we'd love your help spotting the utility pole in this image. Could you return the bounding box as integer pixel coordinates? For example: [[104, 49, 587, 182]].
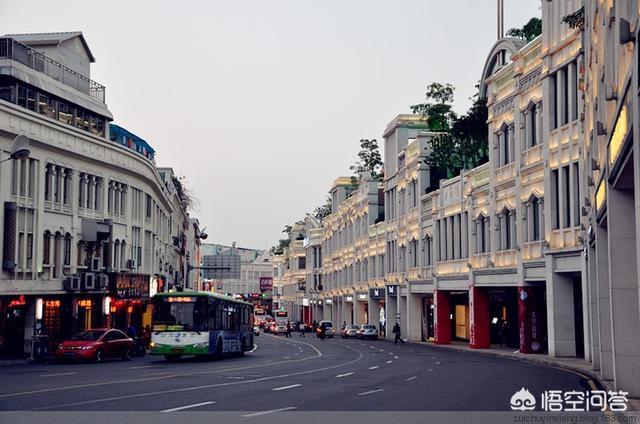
[[497, 0, 504, 40]]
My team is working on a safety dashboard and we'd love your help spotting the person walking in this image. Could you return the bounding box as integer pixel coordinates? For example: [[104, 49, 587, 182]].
[[392, 322, 405, 345], [299, 321, 306, 338], [286, 320, 292, 338], [318, 324, 326, 341]]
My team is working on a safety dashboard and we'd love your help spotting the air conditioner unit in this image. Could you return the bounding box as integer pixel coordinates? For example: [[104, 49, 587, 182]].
[[90, 257, 101, 272], [126, 259, 136, 269], [96, 273, 109, 290], [83, 272, 96, 290], [64, 276, 81, 291]]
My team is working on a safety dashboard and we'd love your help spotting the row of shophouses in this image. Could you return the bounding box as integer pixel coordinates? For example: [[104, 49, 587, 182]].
[[274, 0, 640, 397], [0, 32, 204, 357]]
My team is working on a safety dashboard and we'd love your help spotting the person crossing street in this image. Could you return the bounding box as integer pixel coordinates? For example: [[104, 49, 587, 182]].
[[392, 321, 405, 345]]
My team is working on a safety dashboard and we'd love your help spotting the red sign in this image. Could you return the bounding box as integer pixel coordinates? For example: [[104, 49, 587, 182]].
[[259, 277, 273, 292]]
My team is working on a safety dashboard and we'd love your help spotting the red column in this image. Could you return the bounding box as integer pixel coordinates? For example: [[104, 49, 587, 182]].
[[469, 285, 490, 349], [518, 287, 545, 354], [434, 290, 451, 344]]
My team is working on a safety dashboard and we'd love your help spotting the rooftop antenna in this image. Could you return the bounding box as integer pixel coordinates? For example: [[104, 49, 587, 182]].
[[497, 0, 505, 40]]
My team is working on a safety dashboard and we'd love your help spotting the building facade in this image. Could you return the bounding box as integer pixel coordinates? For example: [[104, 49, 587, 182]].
[[0, 32, 197, 357]]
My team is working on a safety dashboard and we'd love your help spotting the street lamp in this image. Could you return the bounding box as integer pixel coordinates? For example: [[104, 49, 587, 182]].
[[1, 135, 30, 163]]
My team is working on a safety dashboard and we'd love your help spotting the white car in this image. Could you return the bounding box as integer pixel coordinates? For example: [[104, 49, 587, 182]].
[[273, 322, 287, 335]]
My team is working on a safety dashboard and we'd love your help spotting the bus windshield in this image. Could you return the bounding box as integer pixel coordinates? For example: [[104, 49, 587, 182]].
[[153, 297, 209, 331]]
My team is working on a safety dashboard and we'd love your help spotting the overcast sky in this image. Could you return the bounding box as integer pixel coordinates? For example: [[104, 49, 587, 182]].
[[1, 0, 540, 249]]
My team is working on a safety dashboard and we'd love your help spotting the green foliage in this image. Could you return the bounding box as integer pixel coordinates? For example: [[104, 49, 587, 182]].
[[349, 138, 384, 185], [561, 6, 584, 29], [506, 17, 542, 42], [270, 225, 293, 254], [313, 195, 332, 221], [410, 82, 456, 131], [411, 82, 489, 187]]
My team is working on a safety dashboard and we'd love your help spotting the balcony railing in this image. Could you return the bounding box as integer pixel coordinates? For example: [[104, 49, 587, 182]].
[[0, 38, 106, 103]]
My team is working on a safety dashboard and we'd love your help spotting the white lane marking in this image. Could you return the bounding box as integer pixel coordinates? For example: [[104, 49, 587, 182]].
[[368, 366, 379, 370], [435, 361, 441, 365], [369, 346, 375, 349], [335, 372, 354, 378], [272, 384, 302, 391], [127, 365, 153, 369], [284, 357, 291, 360], [388, 352, 394, 355], [28, 341, 366, 411], [386, 360, 393, 364], [405, 376, 418, 381], [243, 407, 297, 417], [378, 349, 385, 352], [394, 356, 398, 359], [430, 356, 437, 360], [360, 343, 365, 346], [39, 372, 77, 378], [358, 389, 383, 396], [161, 401, 215, 412], [249, 344, 258, 353], [4, 335, 325, 400], [427, 368, 434, 372]]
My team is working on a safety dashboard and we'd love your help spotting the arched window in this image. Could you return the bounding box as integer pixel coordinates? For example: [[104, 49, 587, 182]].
[[42, 231, 51, 265]]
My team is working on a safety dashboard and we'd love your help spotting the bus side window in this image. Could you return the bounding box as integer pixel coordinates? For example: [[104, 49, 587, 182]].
[[209, 302, 217, 329]]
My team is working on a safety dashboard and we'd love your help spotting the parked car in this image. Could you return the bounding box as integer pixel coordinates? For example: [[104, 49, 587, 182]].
[[357, 324, 379, 340], [56, 329, 134, 362], [340, 325, 359, 339], [264, 317, 276, 333], [317, 320, 335, 339]]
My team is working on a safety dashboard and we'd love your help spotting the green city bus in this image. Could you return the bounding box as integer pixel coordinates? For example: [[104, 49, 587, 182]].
[[150, 291, 254, 361]]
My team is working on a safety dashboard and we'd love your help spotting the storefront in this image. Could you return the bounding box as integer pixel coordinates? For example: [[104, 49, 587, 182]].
[[0, 295, 27, 356], [421, 295, 434, 341], [108, 273, 152, 336]]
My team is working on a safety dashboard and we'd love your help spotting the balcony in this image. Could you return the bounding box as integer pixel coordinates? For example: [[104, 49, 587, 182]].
[[495, 249, 518, 267], [436, 258, 468, 275], [0, 37, 105, 103], [522, 240, 545, 261], [471, 253, 491, 269]]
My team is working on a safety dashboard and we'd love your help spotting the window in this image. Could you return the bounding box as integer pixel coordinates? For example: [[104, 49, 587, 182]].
[[572, 163, 580, 227], [0, 79, 14, 103], [498, 209, 515, 250], [17, 85, 36, 111], [298, 257, 306, 269], [525, 196, 543, 242], [11, 157, 37, 199], [43, 231, 51, 265], [64, 234, 72, 266], [475, 215, 490, 253], [551, 169, 560, 230], [75, 108, 90, 132], [38, 93, 56, 119], [58, 101, 74, 125]]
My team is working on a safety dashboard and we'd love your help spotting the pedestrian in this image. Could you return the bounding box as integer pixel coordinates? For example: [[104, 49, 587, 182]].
[[342, 321, 347, 330], [318, 324, 326, 341], [141, 325, 151, 349], [392, 322, 405, 345], [127, 322, 138, 339], [312, 320, 318, 332], [299, 322, 306, 338], [286, 320, 292, 338]]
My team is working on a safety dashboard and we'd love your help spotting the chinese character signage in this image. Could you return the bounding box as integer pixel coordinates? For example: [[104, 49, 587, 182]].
[[259, 277, 273, 292], [114, 274, 150, 299]]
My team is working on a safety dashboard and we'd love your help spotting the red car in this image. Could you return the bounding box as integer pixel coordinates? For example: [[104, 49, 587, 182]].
[[56, 329, 134, 362]]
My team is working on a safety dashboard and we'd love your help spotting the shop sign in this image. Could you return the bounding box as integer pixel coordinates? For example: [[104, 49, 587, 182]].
[[386, 285, 398, 297], [115, 274, 150, 299], [259, 277, 273, 292], [369, 288, 385, 299]]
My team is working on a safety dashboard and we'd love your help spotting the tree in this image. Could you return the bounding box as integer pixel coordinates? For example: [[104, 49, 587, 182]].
[[313, 195, 332, 221], [270, 225, 293, 254], [349, 138, 384, 186], [410, 82, 456, 131], [506, 17, 542, 42], [410, 82, 489, 187]]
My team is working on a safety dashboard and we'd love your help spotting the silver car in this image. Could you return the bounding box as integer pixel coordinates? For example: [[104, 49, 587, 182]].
[[358, 324, 379, 339]]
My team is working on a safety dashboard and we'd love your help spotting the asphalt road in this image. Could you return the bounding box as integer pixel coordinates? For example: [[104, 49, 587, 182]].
[[0, 333, 592, 413]]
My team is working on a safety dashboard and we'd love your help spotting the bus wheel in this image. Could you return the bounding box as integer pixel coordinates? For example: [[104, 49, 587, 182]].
[[164, 355, 180, 362]]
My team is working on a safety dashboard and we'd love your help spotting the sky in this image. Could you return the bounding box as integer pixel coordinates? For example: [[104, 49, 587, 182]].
[[0, 0, 540, 249]]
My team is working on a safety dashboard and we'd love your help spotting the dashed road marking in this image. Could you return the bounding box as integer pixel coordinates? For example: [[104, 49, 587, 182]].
[[378, 349, 385, 352], [427, 368, 434, 372], [39, 372, 77, 378], [335, 372, 354, 378], [394, 356, 398, 359], [386, 360, 393, 364], [435, 361, 441, 365], [243, 407, 297, 417], [405, 376, 418, 381], [161, 401, 215, 412], [368, 366, 379, 370], [128, 365, 154, 370], [272, 384, 302, 391], [369, 346, 375, 350], [358, 389, 383, 396]]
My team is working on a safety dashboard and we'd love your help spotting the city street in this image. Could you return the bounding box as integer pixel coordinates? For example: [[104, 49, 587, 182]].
[[0, 334, 592, 413]]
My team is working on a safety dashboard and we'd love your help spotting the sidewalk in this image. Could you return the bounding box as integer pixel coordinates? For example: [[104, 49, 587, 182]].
[[417, 340, 640, 411]]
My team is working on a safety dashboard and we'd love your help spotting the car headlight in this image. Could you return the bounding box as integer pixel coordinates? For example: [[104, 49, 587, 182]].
[[58, 344, 64, 350], [193, 342, 209, 348], [149, 342, 157, 348]]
